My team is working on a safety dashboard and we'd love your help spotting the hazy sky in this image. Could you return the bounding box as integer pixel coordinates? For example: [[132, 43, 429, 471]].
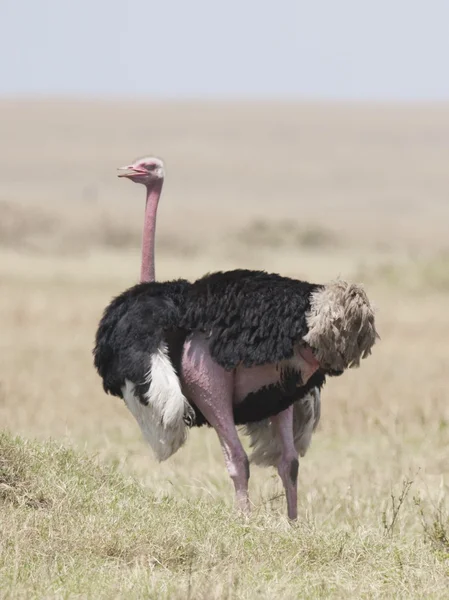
[[2, 0, 448, 99]]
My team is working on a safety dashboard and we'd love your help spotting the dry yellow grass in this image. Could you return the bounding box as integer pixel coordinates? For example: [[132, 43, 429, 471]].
[[0, 100, 448, 598]]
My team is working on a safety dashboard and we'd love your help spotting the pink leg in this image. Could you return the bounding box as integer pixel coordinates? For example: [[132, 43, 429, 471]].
[[271, 406, 298, 520], [181, 335, 250, 514]]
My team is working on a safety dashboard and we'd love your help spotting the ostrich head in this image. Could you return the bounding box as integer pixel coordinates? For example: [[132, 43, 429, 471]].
[[118, 156, 165, 186]]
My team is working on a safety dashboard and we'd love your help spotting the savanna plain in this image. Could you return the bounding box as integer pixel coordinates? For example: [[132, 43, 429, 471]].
[[0, 101, 449, 599]]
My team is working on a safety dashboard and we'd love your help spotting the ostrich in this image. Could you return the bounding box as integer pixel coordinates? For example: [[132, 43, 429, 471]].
[[94, 156, 378, 520]]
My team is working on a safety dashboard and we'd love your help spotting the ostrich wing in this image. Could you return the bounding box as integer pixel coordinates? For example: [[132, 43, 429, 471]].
[[94, 279, 190, 398], [181, 269, 321, 370]]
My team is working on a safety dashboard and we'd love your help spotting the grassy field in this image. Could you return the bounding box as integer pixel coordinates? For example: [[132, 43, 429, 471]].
[[0, 100, 448, 598]]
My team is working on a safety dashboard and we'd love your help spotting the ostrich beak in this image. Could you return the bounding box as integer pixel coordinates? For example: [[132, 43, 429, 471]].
[[117, 165, 147, 178], [117, 165, 134, 178]]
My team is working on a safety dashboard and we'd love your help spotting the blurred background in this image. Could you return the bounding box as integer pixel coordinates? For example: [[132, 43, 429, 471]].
[[0, 0, 448, 521]]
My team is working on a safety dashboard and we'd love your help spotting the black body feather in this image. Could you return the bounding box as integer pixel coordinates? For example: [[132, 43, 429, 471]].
[[180, 269, 323, 370]]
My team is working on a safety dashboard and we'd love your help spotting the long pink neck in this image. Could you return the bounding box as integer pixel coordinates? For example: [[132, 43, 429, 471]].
[[140, 179, 163, 283]]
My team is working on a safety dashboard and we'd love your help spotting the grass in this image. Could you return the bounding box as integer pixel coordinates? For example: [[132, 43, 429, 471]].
[[236, 220, 341, 250], [356, 253, 449, 292], [1, 100, 449, 598], [1, 431, 448, 599]]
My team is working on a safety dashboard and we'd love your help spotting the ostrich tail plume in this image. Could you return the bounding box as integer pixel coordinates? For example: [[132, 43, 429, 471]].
[[303, 280, 379, 372]]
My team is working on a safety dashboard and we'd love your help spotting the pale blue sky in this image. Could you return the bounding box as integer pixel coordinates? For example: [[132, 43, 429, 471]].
[[1, 0, 448, 99]]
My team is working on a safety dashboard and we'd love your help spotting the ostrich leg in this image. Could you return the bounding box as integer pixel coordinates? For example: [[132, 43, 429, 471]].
[[271, 405, 299, 520], [181, 335, 250, 514]]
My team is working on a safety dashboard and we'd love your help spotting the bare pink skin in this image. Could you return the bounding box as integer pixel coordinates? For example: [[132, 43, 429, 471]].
[[140, 180, 162, 283], [181, 334, 250, 514], [119, 156, 320, 519], [271, 407, 298, 520], [234, 344, 319, 402]]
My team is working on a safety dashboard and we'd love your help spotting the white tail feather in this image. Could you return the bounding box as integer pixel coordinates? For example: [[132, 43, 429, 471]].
[[122, 343, 193, 461]]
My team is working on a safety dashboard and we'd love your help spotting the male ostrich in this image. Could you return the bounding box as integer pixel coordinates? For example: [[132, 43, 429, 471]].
[[94, 156, 378, 520]]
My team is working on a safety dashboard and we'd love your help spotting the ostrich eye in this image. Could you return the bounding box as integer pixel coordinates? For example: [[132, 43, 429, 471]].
[[146, 163, 157, 171]]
